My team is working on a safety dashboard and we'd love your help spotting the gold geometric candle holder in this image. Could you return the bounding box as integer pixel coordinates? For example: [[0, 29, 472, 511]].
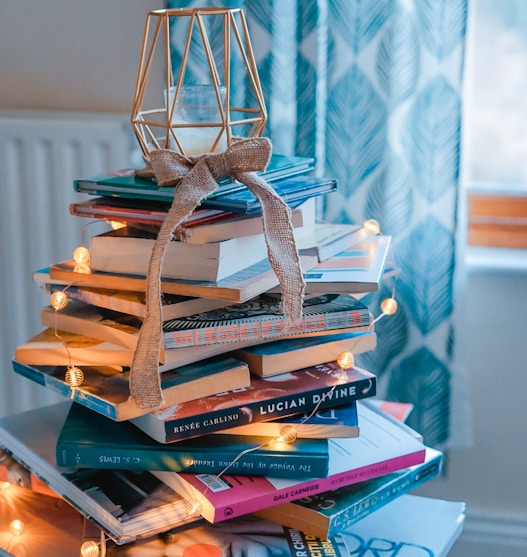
[[131, 7, 268, 158]]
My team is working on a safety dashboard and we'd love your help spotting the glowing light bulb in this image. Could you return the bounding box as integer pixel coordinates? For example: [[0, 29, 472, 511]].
[[363, 219, 381, 235], [381, 297, 398, 316], [80, 541, 100, 557], [337, 351, 355, 369], [50, 290, 69, 311], [73, 246, 90, 265], [73, 262, 91, 274], [9, 519, 25, 536], [65, 366, 84, 387], [185, 498, 203, 518], [276, 424, 297, 444], [110, 221, 127, 230]]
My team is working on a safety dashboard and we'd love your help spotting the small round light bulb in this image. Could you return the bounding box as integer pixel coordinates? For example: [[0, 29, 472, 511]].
[[9, 519, 25, 536], [73, 246, 90, 265], [337, 351, 355, 370], [363, 219, 381, 235], [50, 290, 68, 311], [80, 540, 100, 557], [381, 297, 398, 316], [65, 366, 84, 387]]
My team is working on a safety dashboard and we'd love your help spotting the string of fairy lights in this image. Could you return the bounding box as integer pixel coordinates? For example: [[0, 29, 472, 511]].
[[3, 218, 398, 557]]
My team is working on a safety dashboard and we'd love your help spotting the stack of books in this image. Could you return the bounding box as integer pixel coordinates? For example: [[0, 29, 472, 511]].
[[0, 156, 463, 555]]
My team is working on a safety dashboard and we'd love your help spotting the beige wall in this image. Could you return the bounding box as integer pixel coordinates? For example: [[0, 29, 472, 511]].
[[0, 0, 164, 114]]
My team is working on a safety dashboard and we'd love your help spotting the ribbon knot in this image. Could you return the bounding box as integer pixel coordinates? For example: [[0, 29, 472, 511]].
[[130, 137, 305, 409]]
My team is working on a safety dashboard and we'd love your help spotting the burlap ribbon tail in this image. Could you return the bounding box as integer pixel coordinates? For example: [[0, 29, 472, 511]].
[[130, 137, 305, 409]]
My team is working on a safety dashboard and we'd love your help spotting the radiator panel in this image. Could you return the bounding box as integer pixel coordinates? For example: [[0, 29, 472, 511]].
[[0, 111, 132, 416]]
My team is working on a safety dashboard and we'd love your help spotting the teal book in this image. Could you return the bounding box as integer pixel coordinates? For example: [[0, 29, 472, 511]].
[[56, 403, 330, 479], [73, 154, 314, 202], [256, 446, 443, 539], [201, 175, 338, 214]]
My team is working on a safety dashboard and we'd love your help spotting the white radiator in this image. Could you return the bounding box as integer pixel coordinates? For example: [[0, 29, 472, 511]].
[[0, 110, 133, 416]]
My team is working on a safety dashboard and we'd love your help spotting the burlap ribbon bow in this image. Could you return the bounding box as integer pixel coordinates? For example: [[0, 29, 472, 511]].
[[130, 137, 305, 409]]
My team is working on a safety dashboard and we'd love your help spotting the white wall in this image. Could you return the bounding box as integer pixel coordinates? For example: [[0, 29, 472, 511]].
[[1, 2, 527, 555], [0, 0, 164, 113]]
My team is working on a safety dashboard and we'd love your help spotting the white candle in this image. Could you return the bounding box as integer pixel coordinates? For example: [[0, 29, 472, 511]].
[[167, 85, 227, 155]]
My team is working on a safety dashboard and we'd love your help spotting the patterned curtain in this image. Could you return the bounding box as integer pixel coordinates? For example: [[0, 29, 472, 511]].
[[168, 0, 469, 448]]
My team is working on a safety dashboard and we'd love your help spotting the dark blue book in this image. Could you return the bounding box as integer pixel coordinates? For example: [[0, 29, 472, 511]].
[[73, 154, 314, 202], [201, 174, 338, 213], [56, 403, 330, 479]]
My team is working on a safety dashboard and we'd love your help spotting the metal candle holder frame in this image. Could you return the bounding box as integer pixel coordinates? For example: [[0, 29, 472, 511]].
[[131, 7, 268, 158]]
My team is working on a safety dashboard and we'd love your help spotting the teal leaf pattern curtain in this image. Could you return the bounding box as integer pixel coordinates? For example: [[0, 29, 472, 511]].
[[168, 0, 469, 447]]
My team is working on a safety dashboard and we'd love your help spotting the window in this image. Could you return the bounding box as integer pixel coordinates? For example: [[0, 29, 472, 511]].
[[464, 0, 527, 249]]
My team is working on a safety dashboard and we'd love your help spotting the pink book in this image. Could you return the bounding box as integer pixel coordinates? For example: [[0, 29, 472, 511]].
[[153, 400, 426, 523]]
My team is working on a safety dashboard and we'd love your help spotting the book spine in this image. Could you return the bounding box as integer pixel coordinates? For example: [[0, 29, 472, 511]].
[[156, 375, 376, 443], [183, 449, 427, 523], [163, 309, 368, 349], [55, 445, 329, 479], [325, 453, 443, 538]]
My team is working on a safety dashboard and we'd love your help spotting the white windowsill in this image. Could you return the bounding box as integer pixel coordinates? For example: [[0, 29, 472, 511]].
[[466, 246, 527, 273]]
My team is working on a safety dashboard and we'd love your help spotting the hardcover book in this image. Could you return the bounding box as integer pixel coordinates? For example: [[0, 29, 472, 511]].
[[102, 495, 465, 556], [217, 401, 360, 439], [56, 403, 330, 479], [47, 254, 319, 303], [88, 226, 269, 282], [46, 283, 231, 321], [11, 357, 250, 422], [200, 174, 338, 214], [152, 401, 427, 523], [0, 402, 199, 544], [162, 293, 372, 349], [69, 197, 307, 244], [130, 362, 377, 443], [255, 446, 443, 539], [232, 330, 376, 377], [73, 154, 315, 202]]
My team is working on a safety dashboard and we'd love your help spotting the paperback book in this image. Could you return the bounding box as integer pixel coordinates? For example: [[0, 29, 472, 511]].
[[255, 446, 443, 539], [218, 401, 359, 439], [47, 254, 319, 303], [162, 293, 372, 349], [0, 402, 199, 544], [200, 174, 338, 214], [267, 234, 393, 296], [297, 222, 369, 262], [130, 362, 377, 443], [45, 283, 231, 321], [152, 401, 427, 523], [41, 301, 142, 351], [73, 154, 315, 202], [56, 403, 330, 479], [232, 330, 376, 377], [14, 328, 134, 368], [11, 357, 250, 422], [302, 234, 393, 294], [88, 226, 269, 282]]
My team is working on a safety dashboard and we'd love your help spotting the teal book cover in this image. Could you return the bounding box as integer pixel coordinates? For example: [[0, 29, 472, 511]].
[[73, 154, 314, 202], [56, 403, 330, 479]]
